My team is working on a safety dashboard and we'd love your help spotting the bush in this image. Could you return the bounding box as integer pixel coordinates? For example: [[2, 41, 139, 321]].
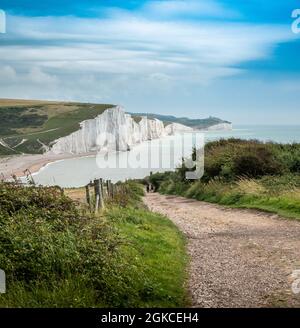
[[0, 183, 141, 307], [153, 139, 300, 219], [152, 139, 297, 191], [158, 175, 300, 219], [0, 181, 187, 307], [233, 147, 283, 178], [0, 183, 131, 307], [0, 183, 77, 221], [149, 172, 174, 191]]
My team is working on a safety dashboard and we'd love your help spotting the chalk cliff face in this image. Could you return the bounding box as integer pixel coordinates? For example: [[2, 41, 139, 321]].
[[49, 106, 232, 155], [50, 106, 191, 155], [204, 123, 233, 131], [165, 123, 193, 135]]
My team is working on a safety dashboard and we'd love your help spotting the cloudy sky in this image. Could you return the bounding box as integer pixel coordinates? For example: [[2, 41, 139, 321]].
[[0, 0, 299, 124]]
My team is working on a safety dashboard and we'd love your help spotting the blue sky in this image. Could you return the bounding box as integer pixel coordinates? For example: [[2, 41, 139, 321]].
[[0, 0, 299, 124]]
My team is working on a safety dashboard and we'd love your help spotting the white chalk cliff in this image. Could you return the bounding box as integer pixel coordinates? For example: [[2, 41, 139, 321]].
[[50, 106, 192, 155], [204, 123, 233, 131], [165, 123, 193, 135]]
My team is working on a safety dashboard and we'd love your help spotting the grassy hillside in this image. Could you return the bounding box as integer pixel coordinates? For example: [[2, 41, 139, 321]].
[[0, 99, 114, 155], [129, 112, 231, 129], [0, 99, 231, 156], [149, 139, 300, 220], [0, 181, 187, 307]]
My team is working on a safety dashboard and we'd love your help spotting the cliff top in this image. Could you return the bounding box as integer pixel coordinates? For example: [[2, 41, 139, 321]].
[[0, 99, 230, 156], [128, 112, 231, 129], [0, 99, 114, 155]]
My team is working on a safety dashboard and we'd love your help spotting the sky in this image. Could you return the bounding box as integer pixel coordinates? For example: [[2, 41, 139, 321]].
[[0, 0, 299, 124]]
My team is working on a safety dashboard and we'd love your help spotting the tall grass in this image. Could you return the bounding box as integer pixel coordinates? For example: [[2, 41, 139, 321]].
[[151, 139, 300, 220], [0, 182, 187, 307], [159, 176, 300, 220]]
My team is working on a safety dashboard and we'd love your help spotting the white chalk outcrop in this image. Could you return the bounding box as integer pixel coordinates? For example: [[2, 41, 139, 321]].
[[165, 123, 193, 135], [50, 106, 191, 155], [204, 123, 232, 131]]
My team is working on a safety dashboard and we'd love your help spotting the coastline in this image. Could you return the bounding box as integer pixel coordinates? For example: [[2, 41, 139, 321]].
[[0, 128, 236, 181], [0, 152, 97, 180], [0, 133, 192, 180]]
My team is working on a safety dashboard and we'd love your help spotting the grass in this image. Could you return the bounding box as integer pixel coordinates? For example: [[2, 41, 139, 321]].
[[128, 112, 230, 129], [0, 98, 231, 155], [149, 139, 300, 221], [158, 176, 300, 220], [0, 99, 114, 155], [0, 181, 188, 308], [106, 206, 187, 307]]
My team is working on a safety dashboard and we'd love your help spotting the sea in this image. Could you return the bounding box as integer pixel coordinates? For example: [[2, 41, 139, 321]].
[[28, 125, 300, 188]]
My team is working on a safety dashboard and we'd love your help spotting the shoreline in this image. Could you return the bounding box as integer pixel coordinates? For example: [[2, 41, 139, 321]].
[[0, 129, 237, 181], [0, 152, 97, 180], [0, 133, 194, 180]]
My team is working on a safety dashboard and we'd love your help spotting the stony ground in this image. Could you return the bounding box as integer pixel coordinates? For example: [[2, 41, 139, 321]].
[[144, 193, 300, 308]]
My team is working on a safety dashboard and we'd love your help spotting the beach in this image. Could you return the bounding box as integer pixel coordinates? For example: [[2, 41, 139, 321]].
[[2, 124, 300, 186], [0, 152, 96, 180]]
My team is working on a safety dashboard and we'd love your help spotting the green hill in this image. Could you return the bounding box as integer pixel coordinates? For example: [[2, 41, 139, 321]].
[[0, 99, 114, 155], [0, 99, 231, 156], [128, 112, 231, 129]]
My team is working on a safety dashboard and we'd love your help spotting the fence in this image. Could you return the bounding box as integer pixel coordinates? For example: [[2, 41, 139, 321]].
[[85, 179, 125, 213], [1, 172, 125, 213]]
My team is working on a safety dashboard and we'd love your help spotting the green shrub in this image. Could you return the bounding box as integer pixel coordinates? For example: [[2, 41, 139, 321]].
[[233, 147, 283, 178], [0, 183, 131, 307], [154, 139, 300, 219], [149, 172, 174, 191], [158, 175, 300, 220], [0, 181, 187, 307]]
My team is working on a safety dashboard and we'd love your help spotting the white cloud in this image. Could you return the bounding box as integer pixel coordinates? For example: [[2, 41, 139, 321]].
[[27, 67, 58, 84], [142, 0, 240, 19], [0, 1, 296, 118], [0, 65, 16, 81], [2, 14, 293, 76]]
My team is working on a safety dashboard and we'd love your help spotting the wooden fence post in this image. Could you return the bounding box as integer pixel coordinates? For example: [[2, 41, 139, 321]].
[[94, 179, 100, 213], [85, 185, 91, 211], [98, 179, 104, 209], [100, 178, 104, 196], [111, 181, 115, 199], [106, 180, 110, 198], [99, 179, 105, 208]]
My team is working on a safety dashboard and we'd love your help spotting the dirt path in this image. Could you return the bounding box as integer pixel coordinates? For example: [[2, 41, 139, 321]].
[[144, 193, 300, 308]]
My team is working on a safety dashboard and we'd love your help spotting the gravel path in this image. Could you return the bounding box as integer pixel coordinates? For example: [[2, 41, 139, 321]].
[[144, 193, 300, 308]]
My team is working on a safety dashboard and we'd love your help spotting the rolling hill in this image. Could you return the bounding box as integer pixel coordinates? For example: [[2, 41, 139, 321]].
[[128, 112, 231, 129], [0, 99, 114, 155], [0, 99, 231, 156]]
